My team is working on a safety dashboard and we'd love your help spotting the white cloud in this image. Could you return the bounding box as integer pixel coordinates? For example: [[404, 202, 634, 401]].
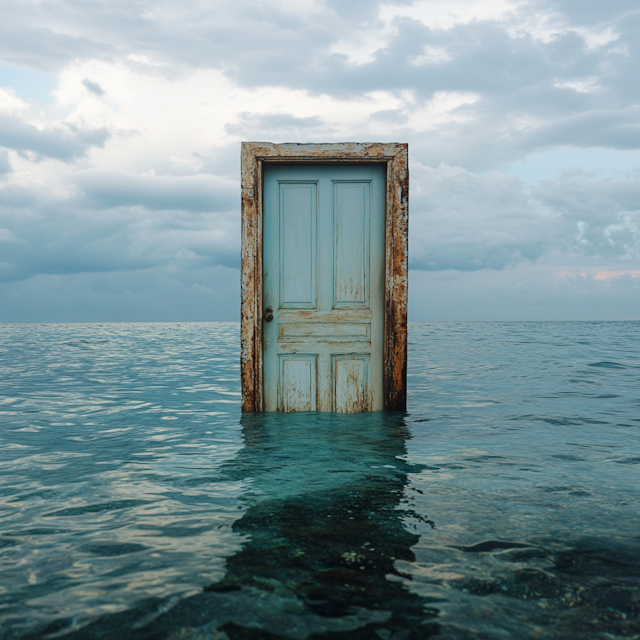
[[0, 87, 29, 115], [553, 77, 601, 94], [331, 0, 517, 65], [405, 92, 480, 131], [380, 0, 517, 30], [410, 45, 452, 66], [409, 162, 640, 272], [409, 163, 561, 271]]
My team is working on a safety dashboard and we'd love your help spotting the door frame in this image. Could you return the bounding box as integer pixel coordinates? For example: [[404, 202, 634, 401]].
[[240, 142, 408, 412]]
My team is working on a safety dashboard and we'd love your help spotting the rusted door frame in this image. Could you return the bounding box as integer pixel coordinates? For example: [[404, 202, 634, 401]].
[[241, 142, 408, 412]]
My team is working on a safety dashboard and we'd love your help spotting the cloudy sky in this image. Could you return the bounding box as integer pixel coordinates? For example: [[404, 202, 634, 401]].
[[1, 0, 639, 322]]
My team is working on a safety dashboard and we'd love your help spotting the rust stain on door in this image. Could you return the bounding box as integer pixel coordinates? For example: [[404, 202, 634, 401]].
[[241, 142, 408, 413]]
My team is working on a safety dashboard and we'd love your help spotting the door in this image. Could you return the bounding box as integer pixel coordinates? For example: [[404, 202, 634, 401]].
[[263, 163, 386, 413]]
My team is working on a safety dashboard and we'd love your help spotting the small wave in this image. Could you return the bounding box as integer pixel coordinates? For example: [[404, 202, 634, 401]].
[[587, 361, 627, 369], [0, 538, 18, 548], [3, 528, 71, 536], [542, 418, 583, 426], [612, 457, 640, 465], [44, 499, 149, 517], [82, 542, 148, 556], [454, 540, 533, 553]]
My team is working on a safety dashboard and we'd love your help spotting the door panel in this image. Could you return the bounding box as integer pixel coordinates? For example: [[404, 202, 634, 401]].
[[333, 183, 369, 307], [333, 355, 370, 413], [278, 355, 317, 412], [263, 164, 385, 413], [279, 183, 317, 308], [278, 323, 370, 341]]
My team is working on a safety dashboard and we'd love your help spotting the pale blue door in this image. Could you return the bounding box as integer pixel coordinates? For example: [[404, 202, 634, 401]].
[[263, 164, 385, 413]]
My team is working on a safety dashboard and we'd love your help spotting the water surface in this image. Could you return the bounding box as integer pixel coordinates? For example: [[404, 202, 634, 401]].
[[1, 322, 639, 639]]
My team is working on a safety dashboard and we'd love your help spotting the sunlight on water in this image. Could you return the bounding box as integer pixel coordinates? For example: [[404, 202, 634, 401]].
[[1, 321, 639, 639]]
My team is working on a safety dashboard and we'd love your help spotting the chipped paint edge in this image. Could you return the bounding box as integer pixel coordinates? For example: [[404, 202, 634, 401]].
[[240, 142, 408, 412]]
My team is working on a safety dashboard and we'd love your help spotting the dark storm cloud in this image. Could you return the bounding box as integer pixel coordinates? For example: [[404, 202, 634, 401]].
[[0, 114, 109, 162]]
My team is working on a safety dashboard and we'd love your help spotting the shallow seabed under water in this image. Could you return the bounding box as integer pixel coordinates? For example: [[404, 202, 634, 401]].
[[1, 322, 639, 640]]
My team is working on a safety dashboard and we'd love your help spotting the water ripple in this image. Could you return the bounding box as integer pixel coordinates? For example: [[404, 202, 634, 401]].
[[1, 321, 639, 639]]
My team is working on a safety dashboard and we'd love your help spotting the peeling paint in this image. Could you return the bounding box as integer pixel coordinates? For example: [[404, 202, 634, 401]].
[[241, 142, 408, 412]]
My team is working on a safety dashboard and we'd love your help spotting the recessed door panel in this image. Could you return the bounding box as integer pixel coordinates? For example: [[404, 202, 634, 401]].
[[279, 323, 370, 341], [334, 183, 369, 308], [278, 355, 317, 412], [279, 183, 316, 308], [263, 164, 385, 413], [333, 355, 371, 413]]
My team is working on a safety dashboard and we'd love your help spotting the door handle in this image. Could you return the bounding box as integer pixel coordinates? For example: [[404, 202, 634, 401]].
[[264, 307, 274, 322]]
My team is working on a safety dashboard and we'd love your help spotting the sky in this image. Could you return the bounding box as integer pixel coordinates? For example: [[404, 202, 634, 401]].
[[0, 0, 639, 322]]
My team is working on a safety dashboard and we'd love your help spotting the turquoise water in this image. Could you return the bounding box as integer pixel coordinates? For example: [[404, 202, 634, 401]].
[[1, 322, 639, 639]]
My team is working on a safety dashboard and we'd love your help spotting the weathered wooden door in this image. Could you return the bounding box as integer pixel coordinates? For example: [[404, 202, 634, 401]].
[[262, 164, 386, 413]]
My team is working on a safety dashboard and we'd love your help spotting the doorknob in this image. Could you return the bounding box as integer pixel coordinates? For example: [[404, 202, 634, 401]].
[[264, 307, 274, 322]]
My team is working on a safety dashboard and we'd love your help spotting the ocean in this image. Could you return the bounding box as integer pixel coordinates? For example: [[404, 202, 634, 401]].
[[1, 321, 639, 639]]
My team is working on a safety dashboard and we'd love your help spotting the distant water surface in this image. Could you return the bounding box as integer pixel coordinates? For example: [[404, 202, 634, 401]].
[[0, 321, 639, 640]]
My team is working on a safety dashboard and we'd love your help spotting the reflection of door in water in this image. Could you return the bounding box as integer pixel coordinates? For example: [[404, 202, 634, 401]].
[[263, 164, 385, 413], [202, 413, 438, 638]]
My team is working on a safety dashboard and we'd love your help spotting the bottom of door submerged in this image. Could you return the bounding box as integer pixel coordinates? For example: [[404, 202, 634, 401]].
[[278, 354, 318, 412], [275, 352, 373, 413], [333, 354, 371, 414]]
